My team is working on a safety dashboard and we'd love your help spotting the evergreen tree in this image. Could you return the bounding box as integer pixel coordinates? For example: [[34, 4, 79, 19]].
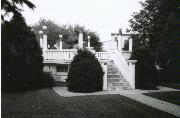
[[67, 49, 104, 92], [2, 13, 44, 91]]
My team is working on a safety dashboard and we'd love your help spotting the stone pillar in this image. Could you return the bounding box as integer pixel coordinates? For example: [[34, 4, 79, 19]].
[[59, 35, 63, 49], [87, 36, 90, 47], [42, 26, 47, 51], [78, 32, 83, 49], [43, 34, 47, 51], [117, 36, 122, 52], [127, 60, 137, 89], [129, 38, 133, 52], [39, 30, 43, 49], [102, 62, 108, 91]]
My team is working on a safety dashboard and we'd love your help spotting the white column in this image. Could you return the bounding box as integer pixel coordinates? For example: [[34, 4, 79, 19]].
[[42, 26, 47, 51], [102, 62, 108, 91], [43, 34, 47, 51], [127, 60, 137, 89], [129, 38, 133, 52], [59, 35, 63, 49], [78, 32, 83, 49], [88, 36, 90, 47], [117, 36, 122, 52], [39, 31, 43, 49]]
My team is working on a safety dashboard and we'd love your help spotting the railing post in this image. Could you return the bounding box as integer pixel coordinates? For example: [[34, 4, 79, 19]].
[[127, 60, 137, 89], [59, 35, 63, 50], [129, 38, 133, 52]]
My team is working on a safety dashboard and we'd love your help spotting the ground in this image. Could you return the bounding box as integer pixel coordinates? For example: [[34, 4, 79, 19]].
[[143, 91, 180, 106], [2, 88, 178, 118], [159, 83, 180, 90]]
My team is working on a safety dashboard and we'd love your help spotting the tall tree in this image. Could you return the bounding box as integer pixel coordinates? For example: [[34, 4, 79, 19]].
[[156, 13, 180, 82], [32, 19, 103, 51], [1, 0, 50, 91], [129, 0, 180, 82], [129, 0, 179, 51]]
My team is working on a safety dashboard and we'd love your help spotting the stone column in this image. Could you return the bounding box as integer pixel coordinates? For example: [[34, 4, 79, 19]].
[[59, 35, 63, 49], [42, 26, 47, 51], [117, 36, 122, 52], [87, 36, 90, 47], [78, 32, 83, 49], [129, 38, 133, 52], [43, 34, 47, 51], [102, 62, 108, 91], [127, 60, 137, 89], [39, 30, 43, 49]]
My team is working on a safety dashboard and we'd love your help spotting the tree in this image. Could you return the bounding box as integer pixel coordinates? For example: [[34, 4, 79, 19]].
[[156, 13, 180, 82], [1, 1, 54, 92], [2, 13, 44, 91], [1, 0, 35, 22], [129, 0, 179, 51], [129, 0, 180, 83], [32, 19, 103, 51]]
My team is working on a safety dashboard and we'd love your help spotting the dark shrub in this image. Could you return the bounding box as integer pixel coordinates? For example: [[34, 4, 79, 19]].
[[1, 14, 55, 92], [131, 48, 158, 89], [66, 49, 104, 93]]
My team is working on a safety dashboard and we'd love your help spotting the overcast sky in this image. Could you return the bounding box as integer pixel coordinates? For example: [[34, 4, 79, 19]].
[[22, 0, 143, 41]]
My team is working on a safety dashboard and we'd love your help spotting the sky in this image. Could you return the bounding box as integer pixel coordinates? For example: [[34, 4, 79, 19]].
[[22, 0, 143, 41]]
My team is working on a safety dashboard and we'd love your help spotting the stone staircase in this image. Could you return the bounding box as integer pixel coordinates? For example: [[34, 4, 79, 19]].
[[107, 60, 132, 90], [53, 73, 67, 82]]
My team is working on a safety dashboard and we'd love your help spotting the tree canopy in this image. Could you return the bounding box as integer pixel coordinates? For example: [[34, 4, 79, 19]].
[[1, 0, 35, 22], [129, 0, 180, 82], [32, 19, 103, 51], [129, 0, 179, 51]]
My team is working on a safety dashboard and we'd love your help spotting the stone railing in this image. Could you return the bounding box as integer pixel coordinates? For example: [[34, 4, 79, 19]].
[[94, 52, 111, 60], [44, 49, 111, 60], [44, 49, 77, 60]]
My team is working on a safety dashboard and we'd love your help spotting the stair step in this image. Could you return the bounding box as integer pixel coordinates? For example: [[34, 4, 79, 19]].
[[107, 79, 120, 82], [107, 74, 121, 78]]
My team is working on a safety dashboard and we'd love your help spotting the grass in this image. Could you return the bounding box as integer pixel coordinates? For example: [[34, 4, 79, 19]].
[[144, 91, 180, 106], [159, 82, 180, 90], [2, 88, 179, 118]]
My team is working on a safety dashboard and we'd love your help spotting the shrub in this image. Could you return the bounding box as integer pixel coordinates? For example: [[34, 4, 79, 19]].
[[131, 48, 158, 89], [66, 49, 104, 93], [1, 14, 55, 92], [2, 71, 55, 93]]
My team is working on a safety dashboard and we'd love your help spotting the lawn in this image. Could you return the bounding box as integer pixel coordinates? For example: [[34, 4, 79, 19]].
[[159, 82, 180, 90], [2, 88, 178, 118], [144, 91, 180, 106]]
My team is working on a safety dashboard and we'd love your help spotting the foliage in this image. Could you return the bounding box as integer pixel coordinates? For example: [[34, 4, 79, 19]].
[[129, 0, 179, 83], [129, 0, 179, 51], [1, 13, 54, 92], [66, 49, 104, 93], [32, 19, 103, 51], [156, 13, 180, 82], [1, 0, 35, 22], [131, 48, 158, 89]]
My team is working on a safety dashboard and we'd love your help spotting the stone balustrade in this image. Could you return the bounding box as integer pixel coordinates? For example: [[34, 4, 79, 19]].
[[44, 49, 111, 61]]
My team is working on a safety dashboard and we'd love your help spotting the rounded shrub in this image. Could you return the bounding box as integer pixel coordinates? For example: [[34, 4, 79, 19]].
[[131, 47, 158, 89], [66, 49, 104, 93]]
